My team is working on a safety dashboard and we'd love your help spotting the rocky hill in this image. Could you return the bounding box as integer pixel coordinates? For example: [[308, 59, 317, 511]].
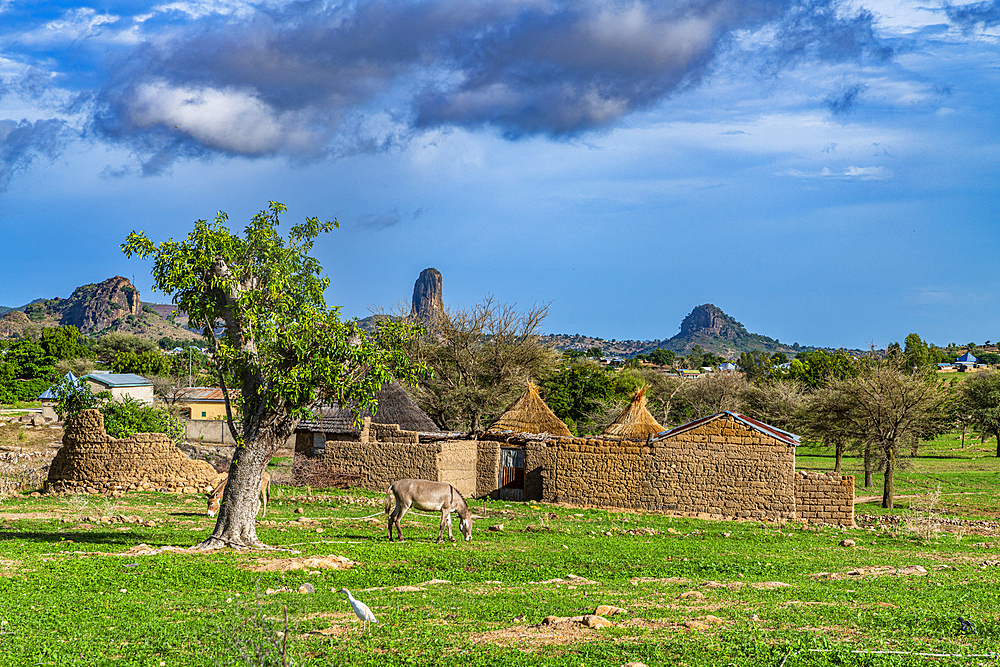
[[1, 276, 201, 342], [541, 304, 810, 360]]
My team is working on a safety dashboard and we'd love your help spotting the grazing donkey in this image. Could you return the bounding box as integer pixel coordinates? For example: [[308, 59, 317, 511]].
[[385, 479, 473, 543], [206, 470, 271, 518]]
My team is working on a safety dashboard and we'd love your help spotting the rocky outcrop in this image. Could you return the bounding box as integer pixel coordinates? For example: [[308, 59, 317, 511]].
[[677, 304, 747, 341], [410, 268, 444, 324], [0, 310, 31, 338], [59, 276, 143, 333]]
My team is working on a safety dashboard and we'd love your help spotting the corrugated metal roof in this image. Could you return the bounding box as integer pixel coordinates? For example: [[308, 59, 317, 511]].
[[168, 387, 235, 402], [84, 373, 152, 387], [651, 411, 799, 447]]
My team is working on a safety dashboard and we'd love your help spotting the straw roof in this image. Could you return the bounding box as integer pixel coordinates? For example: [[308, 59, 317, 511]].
[[486, 382, 572, 436], [602, 386, 665, 439], [296, 381, 441, 434]]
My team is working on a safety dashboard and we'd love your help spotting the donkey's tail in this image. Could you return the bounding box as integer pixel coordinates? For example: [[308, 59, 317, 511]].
[[384, 486, 394, 516]]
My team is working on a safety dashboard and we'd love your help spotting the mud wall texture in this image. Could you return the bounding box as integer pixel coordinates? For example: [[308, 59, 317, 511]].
[[490, 414, 854, 525], [319, 424, 477, 497], [795, 471, 855, 525], [46, 409, 218, 495]]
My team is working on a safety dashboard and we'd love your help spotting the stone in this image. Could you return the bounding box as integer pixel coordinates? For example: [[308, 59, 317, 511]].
[[682, 620, 711, 630], [840, 539, 856, 547], [297, 583, 315, 594], [295, 508, 304, 514], [488, 524, 504, 532], [622, 663, 648, 667], [583, 615, 612, 628], [679, 591, 705, 600], [594, 605, 626, 617]]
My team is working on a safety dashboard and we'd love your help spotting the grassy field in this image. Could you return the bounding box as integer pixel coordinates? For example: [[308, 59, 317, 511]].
[[2, 431, 1000, 666]]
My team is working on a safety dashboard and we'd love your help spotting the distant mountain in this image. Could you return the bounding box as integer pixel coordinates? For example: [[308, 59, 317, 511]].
[[542, 304, 810, 360], [656, 304, 804, 358], [0, 276, 202, 342]]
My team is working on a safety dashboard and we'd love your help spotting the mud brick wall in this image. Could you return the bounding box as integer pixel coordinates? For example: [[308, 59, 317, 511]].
[[647, 416, 797, 520], [542, 436, 647, 508], [435, 440, 478, 497], [321, 438, 440, 491], [368, 423, 419, 444], [795, 471, 855, 526], [46, 409, 218, 495], [476, 441, 500, 498]]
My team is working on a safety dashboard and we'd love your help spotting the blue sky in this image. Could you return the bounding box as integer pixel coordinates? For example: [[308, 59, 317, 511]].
[[1, 0, 998, 351]]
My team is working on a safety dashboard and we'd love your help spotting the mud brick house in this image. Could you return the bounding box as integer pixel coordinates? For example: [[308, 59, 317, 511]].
[[296, 382, 855, 525]]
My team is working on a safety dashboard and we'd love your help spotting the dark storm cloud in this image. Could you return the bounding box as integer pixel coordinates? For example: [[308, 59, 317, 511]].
[[0, 119, 70, 191], [8, 0, 895, 174], [946, 0, 1000, 28]]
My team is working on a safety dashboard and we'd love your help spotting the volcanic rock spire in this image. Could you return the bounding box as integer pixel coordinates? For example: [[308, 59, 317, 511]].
[[409, 268, 444, 324]]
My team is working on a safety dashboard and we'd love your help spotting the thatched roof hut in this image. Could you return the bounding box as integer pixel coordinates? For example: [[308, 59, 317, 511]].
[[602, 386, 665, 439], [296, 381, 441, 434], [486, 382, 572, 436]]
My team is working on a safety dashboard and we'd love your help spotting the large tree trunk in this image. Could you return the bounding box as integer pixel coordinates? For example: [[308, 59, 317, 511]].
[[863, 443, 873, 487], [882, 443, 895, 509], [198, 425, 284, 550], [995, 429, 1000, 458], [834, 440, 845, 473]]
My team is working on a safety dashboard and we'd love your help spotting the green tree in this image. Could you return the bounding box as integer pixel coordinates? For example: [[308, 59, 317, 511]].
[[737, 350, 775, 384], [648, 348, 675, 367], [784, 349, 858, 389], [110, 349, 171, 376], [585, 347, 603, 359], [40, 326, 82, 360], [961, 371, 1000, 458], [91, 332, 158, 366], [543, 361, 619, 429], [123, 202, 427, 549], [902, 333, 935, 374]]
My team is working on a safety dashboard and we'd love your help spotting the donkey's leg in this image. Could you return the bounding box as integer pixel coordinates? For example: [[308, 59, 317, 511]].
[[446, 510, 455, 542], [395, 503, 409, 542], [437, 509, 449, 543]]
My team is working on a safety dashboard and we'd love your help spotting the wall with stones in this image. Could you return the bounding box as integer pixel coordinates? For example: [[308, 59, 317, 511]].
[[795, 471, 855, 526], [46, 409, 219, 495], [645, 416, 797, 521]]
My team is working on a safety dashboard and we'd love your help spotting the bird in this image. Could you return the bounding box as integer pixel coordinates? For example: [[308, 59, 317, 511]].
[[959, 616, 975, 634], [338, 588, 378, 634]]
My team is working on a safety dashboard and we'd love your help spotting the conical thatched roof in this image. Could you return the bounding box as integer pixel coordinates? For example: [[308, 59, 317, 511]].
[[486, 382, 572, 436], [602, 386, 665, 439], [296, 381, 441, 433]]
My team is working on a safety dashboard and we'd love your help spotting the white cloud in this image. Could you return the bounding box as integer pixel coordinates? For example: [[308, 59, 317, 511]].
[[126, 81, 312, 155], [782, 165, 892, 179]]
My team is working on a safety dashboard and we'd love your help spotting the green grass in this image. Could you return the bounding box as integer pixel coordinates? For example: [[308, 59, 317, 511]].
[[3, 436, 1000, 666]]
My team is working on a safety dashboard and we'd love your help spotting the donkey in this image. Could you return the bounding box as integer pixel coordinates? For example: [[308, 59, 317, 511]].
[[385, 479, 473, 543], [206, 470, 271, 518]]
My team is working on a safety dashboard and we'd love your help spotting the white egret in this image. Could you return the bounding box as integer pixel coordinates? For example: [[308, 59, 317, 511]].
[[338, 588, 378, 634]]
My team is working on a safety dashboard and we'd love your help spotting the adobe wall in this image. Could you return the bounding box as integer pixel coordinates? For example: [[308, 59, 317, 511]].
[[495, 414, 799, 522], [435, 440, 478, 498], [476, 441, 500, 498], [46, 409, 219, 495], [646, 416, 797, 521], [185, 420, 296, 448], [541, 436, 646, 508], [319, 423, 477, 496], [795, 471, 855, 526]]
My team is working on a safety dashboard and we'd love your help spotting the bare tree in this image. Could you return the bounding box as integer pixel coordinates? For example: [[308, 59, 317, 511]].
[[678, 372, 748, 420], [405, 296, 558, 431], [741, 379, 806, 433]]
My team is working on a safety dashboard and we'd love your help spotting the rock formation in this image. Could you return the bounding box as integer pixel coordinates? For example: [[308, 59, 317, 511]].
[[59, 276, 143, 333], [409, 268, 444, 324], [0, 310, 31, 338], [676, 304, 747, 341]]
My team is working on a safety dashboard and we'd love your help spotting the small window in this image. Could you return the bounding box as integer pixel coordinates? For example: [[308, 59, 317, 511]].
[[201, 411, 207, 418]]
